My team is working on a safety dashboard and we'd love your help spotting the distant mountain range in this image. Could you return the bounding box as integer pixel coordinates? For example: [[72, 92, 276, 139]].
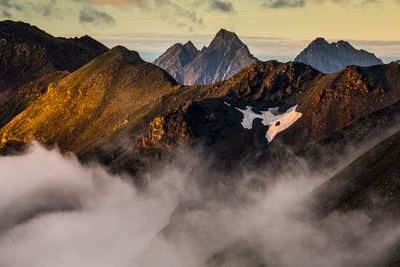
[[295, 37, 383, 73], [155, 34, 384, 82], [154, 29, 258, 85]]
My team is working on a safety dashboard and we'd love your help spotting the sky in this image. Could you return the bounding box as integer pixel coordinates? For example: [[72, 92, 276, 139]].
[[1, 0, 399, 62]]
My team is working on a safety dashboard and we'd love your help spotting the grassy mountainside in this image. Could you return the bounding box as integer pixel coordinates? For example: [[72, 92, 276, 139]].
[[0, 46, 179, 154], [310, 126, 400, 266], [0, 20, 108, 128], [314, 129, 400, 217], [0, 71, 68, 128]]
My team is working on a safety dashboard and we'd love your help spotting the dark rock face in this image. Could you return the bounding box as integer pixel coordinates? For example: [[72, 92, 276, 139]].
[[295, 37, 383, 74], [154, 29, 258, 85]]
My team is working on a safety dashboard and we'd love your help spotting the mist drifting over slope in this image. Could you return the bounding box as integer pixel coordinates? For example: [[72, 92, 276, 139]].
[[0, 142, 399, 267]]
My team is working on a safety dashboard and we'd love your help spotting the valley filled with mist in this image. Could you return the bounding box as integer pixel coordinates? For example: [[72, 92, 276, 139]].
[[1, 138, 400, 267]]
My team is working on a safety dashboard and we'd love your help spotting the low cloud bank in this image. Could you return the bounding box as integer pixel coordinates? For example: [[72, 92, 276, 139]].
[[0, 142, 399, 266]]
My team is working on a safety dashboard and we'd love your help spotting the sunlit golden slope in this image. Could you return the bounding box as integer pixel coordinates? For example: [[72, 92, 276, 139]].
[[0, 46, 179, 154]]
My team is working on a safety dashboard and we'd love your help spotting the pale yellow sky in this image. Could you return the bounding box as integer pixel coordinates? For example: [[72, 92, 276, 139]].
[[2, 0, 400, 62]]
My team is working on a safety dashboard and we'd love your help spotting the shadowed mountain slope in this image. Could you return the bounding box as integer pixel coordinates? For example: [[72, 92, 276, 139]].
[[0, 20, 108, 73], [314, 129, 400, 217]]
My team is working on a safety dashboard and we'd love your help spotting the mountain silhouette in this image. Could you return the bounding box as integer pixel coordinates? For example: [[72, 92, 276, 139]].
[[295, 37, 383, 73]]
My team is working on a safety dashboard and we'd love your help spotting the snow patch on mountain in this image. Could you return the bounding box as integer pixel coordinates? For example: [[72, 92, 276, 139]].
[[228, 104, 302, 143]]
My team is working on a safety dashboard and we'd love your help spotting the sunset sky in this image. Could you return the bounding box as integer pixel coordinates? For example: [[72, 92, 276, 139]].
[[1, 0, 399, 62]]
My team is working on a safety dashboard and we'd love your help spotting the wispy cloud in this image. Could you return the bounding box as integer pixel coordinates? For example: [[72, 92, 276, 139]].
[[260, 0, 382, 8], [209, 0, 235, 13], [79, 7, 115, 25], [262, 0, 305, 8], [0, 0, 204, 28], [81, 0, 205, 26], [0, 0, 22, 17]]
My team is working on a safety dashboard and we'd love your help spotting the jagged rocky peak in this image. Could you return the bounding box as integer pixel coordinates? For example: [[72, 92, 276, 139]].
[[208, 28, 240, 47], [295, 37, 383, 74], [153, 40, 199, 82], [183, 40, 198, 52], [154, 28, 258, 85]]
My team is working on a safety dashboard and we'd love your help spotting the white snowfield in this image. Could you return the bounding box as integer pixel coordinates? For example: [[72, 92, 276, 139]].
[[225, 103, 302, 143]]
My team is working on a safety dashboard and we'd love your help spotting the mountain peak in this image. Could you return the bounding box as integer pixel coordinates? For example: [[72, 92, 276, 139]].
[[309, 37, 329, 47], [208, 29, 243, 52], [295, 38, 383, 73], [154, 29, 257, 85], [313, 37, 328, 43], [334, 40, 352, 49], [214, 28, 239, 41], [184, 40, 195, 47], [102, 46, 143, 65], [183, 41, 198, 54]]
